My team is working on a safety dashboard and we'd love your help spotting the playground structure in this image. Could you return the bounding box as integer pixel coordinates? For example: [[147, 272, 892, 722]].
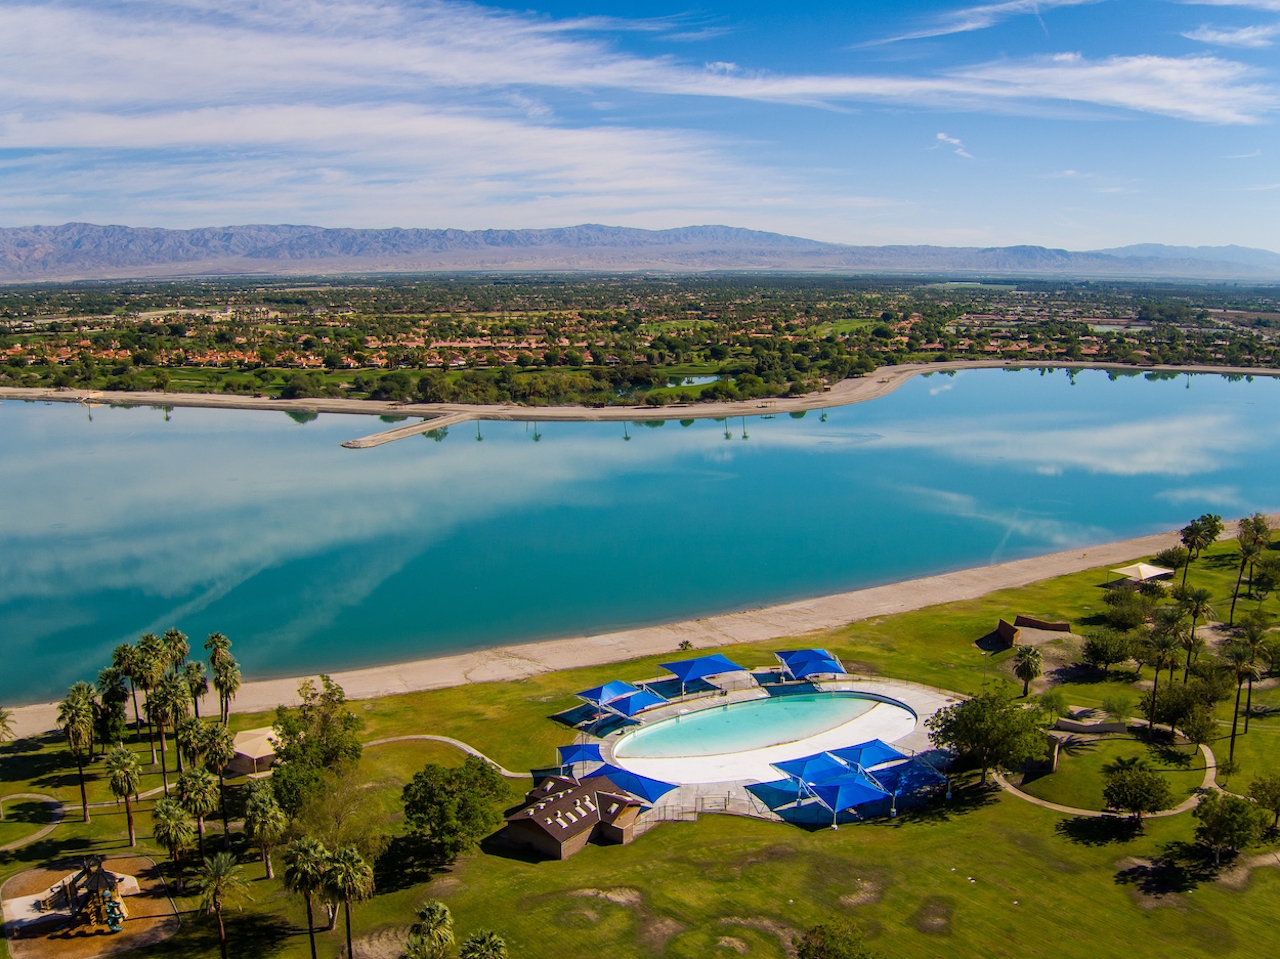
[[28, 858, 135, 935]]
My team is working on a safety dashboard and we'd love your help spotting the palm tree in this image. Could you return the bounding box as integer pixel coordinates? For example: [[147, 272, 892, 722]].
[[136, 632, 166, 764], [0, 706, 14, 745], [284, 838, 330, 959], [458, 930, 508, 959], [1221, 643, 1262, 763], [326, 845, 374, 959], [146, 676, 187, 795], [67, 681, 99, 756], [203, 723, 237, 848], [212, 658, 241, 725], [1180, 518, 1212, 586], [112, 642, 143, 734], [1238, 613, 1273, 733], [1012, 646, 1042, 697], [412, 900, 454, 959], [1144, 631, 1180, 736], [104, 745, 143, 845], [1178, 587, 1214, 666], [152, 797, 196, 892], [190, 852, 251, 959], [243, 782, 286, 879], [57, 689, 94, 822], [162, 628, 190, 677], [176, 769, 220, 861], [176, 715, 205, 773], [1229, 529, 1264, 626], [1150, 606, 1189, 685], [204, 632, 232, 673], [184, 661, 209, 719]]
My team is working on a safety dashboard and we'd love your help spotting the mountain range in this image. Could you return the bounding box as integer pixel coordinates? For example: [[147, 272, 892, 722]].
[[2, 223, 1278, 282]]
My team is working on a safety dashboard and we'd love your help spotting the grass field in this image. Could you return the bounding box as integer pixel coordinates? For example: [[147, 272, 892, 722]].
[[1019, 737, 1207, 811], [2, 534, 1278, 959]]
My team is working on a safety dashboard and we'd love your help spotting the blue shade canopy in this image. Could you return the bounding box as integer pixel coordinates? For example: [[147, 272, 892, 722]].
[[787, 657, 845, 679], [772, 752, 849, 785], [585, 764, 678, 803], [810, 773, 890, 812], [557, 744, 603, 765], [576, 680, 640, 706], [776, 649, 835, 665], [829, 740, 907, 770], [659, 654, 747, 684], [608, 689, 667, 717]]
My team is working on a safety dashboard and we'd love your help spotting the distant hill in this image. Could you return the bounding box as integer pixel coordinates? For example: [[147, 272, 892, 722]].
[[1, 222, 1278, 282]]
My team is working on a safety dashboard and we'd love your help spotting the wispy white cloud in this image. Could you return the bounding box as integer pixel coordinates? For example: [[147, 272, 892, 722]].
[[1184, 23, 1280, 46], [1222, 149, 1263, 157], [935, 132, 975, 158], [873, 0, 1107, 43]]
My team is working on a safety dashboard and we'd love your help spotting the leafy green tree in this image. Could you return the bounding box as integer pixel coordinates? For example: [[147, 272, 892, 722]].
[[1179, 706, 1216, 749], [1102, 767, 1174, 824], [105, 745, 142, 845], [152, 797, 196, 892], [176, 769, 220, 860], [1101, 694, 1133, 724], [57, 687, 95, 822], [402, 756, 508, 857], [284, 837, 331, 959], [1193, 791, 1266, 865], [243, 780, 287, 879], [272, 676, 364, 816], [1247, 773, 1280, 830], [1103, 589, 1153, 632], [1037, 687, 1067, 722], [326, 845, 375, 959], [925, 690, 1047, 785], [1154, 546, 1190, 580], [190, 852, 251, 959], [1012, 646, 1043, 697], [794, 918, 882, 959], [458, 931, 508, 959], [1081, 630, 1133, 675]]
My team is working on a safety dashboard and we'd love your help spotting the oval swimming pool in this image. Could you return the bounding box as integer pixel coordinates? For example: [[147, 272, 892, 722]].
[[612, 691, 917, 784]]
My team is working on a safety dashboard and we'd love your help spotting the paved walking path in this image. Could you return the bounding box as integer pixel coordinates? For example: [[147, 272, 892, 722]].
[[993, 740, 1218, 819], [0, 794, 64, 852], [362, 734, 527, 779]]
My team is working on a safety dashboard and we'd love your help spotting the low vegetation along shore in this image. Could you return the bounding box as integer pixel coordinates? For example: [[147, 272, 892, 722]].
[[2, 514, 1279, 959]]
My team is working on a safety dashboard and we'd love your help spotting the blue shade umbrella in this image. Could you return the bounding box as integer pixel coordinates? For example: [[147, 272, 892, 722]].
[[608, 689, 667, 717], [787, 657, 845, 679], [585, 764, 678, 803], [576, 680, 640, 706], [557, 744, 603, 765], [775, 649, 836, 666], [829, 740, 907, 770], [659, 654, 747, 686]]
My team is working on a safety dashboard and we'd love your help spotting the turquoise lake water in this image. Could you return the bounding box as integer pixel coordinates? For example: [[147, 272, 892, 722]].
[[2, 367, 1279, 704], [612, 693, 878, 758]]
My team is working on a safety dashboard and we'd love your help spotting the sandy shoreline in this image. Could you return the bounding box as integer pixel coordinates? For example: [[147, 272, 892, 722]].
[[3, 360, 1276, 449], [6, 522, 1197, 737]]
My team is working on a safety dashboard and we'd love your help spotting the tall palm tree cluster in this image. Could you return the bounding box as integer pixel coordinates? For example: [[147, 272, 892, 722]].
[[1125, 514, 1279, 765], [404, 898, 509, 959]]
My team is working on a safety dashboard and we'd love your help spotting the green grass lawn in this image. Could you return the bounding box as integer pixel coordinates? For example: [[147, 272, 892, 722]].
[[0, 800, 53, 848], [1019, 737, 1206, 811], [2, 535, 1278, 959]]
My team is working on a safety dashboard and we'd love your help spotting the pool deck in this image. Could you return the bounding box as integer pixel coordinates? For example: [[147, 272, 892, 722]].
[[589, 678, 956, 821]]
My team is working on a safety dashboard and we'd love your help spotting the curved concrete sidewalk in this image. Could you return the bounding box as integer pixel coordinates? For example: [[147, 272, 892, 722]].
[[363, 735, 527, 779], [0, 794, 64, 852], [993, 741, 1217, 819]]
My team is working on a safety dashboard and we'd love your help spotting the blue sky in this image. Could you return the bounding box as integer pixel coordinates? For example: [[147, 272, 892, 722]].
[[1, 0, 1277, 248]]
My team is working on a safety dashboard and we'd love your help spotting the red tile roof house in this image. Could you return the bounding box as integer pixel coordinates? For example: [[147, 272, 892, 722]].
[[504, 775, 645, 860]]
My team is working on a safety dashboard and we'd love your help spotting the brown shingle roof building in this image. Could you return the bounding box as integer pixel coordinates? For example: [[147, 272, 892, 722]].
[[504, 775, 645, 860]]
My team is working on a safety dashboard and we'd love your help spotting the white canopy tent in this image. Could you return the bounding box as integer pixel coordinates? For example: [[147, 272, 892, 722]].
[[1110, 562, 1175, 583], [229, 727, 277, 775]]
